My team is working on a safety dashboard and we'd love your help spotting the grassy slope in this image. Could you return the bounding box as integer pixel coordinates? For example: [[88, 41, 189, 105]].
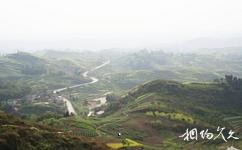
[[0, 52, 96, 117], [0, 52, 90, 90], [99, 80, 242, 149], [0, 112, 109, 150]]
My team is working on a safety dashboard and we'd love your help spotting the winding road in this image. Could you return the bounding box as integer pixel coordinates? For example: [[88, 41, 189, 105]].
[[53, 60, 110, 115]]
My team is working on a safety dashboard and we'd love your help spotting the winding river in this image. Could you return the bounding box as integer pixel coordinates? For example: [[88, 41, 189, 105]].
[[53, 60, 110, 115]]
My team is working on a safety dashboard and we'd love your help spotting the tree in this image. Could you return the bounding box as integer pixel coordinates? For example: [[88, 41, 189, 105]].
[[225, 75, 233, 85], [0, 80, 31, 104], [223, 75, 242, 90]]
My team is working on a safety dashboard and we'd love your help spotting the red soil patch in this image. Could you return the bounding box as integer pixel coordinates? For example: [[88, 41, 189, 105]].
[[122, 113, 163, 146]]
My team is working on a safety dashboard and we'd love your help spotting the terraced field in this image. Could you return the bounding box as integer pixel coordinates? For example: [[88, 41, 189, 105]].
[[224, 116, 242, 132]]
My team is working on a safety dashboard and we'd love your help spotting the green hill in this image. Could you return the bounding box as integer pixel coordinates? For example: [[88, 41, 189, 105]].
[[100, 79, 242, 149], [0, 52, 92, 117], [0, 52, 90, 90], [0, 112, 109, 150], [96, 50, 242, 92]]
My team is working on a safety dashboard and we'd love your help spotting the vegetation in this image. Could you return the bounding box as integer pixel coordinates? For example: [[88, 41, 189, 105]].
[[1, 50, 242, 149], [103, 77, 242, 149], [0, 52, 90, 90], [215, 75, 242, 90], [0, 80, 31, 104], [0, 112, 108, 150], [107, 138, 143, 149]]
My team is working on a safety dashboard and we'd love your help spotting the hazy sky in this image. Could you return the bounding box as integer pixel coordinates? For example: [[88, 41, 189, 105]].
[[1, 0, 242, 51]]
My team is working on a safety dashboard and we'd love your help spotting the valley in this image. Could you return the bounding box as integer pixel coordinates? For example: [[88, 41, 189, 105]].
[[53, 60, 110, 116], [0, 49, 242, 150], [2, 1, 242, 149]]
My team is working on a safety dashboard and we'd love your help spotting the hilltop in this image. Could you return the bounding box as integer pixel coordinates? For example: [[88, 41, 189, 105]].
[[101, 78, 242, 149], [0, 52, 91, 90]]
